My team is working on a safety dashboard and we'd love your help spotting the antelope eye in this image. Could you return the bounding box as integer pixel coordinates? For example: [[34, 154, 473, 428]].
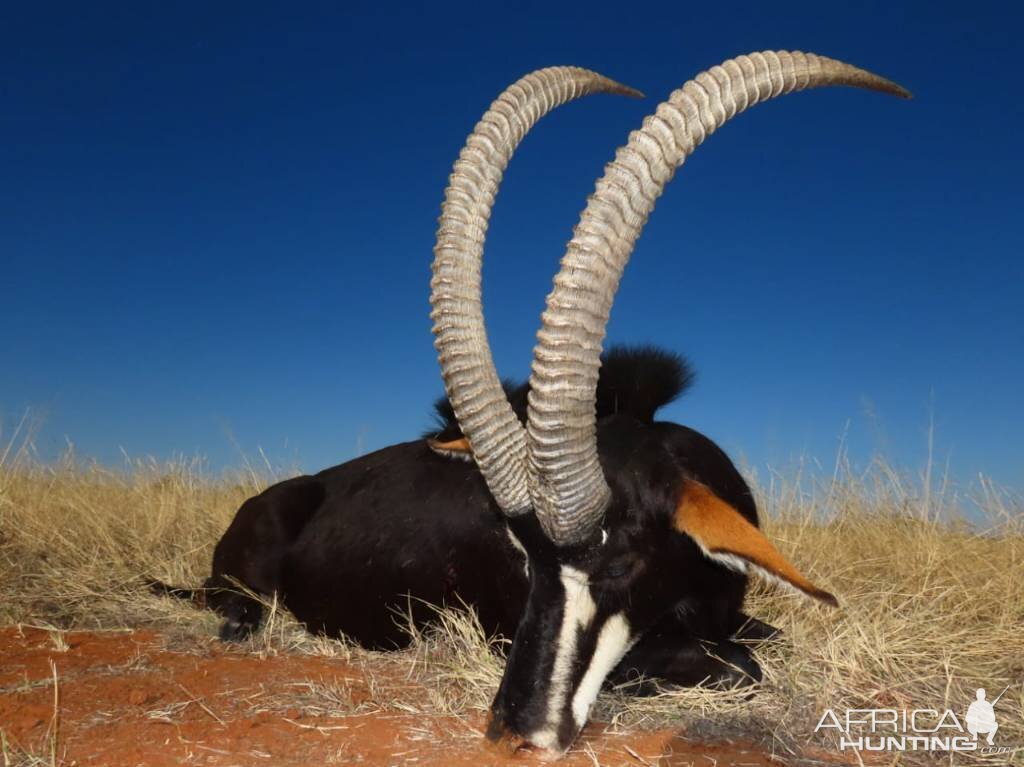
[[602, 560, 631, 580]]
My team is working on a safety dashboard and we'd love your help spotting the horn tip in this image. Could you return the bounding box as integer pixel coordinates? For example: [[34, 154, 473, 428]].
[[881, 79, 913, 100], [823, 56, 912, 99], [602, 78, 645, 100], [856, 70, 913, 100]]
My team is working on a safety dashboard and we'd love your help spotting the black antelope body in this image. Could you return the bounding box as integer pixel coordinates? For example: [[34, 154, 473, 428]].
[[160, 53, 908, 755]]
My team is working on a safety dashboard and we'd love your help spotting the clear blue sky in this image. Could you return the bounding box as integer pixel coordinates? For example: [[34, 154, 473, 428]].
[[2, 2, 1021, 493]]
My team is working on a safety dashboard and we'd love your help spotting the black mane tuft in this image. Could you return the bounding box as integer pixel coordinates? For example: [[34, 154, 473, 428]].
[[425, 345, 694, 439], [594, 345, 694, 423], [428, 378, 529, 443]]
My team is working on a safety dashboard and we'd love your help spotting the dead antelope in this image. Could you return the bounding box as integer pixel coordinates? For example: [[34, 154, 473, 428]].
[[157, 52, 909, 755]]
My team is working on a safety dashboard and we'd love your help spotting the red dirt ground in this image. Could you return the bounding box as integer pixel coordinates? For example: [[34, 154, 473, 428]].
[[0, 627, 843, 766]]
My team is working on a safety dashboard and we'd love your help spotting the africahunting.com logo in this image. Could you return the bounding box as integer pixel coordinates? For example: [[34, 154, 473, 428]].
[[815, 686, 1018, 759]]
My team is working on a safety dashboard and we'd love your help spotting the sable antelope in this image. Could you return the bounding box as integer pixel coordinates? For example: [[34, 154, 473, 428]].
[[158, 53, 908, 755]]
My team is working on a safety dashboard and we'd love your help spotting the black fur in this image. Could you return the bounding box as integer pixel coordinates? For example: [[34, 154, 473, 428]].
[[595, 345, 693, 423], [425, 344, 694, 442], [487, 412, 760, 747], [158, 346, 774, 751], [427, 379, 526, 443]]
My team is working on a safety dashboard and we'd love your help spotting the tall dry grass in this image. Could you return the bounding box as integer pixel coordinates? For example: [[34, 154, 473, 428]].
[[0, 422, 1021, 765]]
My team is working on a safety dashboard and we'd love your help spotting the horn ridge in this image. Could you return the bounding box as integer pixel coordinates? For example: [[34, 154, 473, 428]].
[[527, 51, 910, 546], [430, 67, 644, 516]]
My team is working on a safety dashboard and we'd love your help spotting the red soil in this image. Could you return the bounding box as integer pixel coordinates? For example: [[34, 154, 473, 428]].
[[0, 627, 832, 766]]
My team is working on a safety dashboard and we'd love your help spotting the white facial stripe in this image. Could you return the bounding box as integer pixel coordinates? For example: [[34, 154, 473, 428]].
[[505, 527, 527, 558], [524, 727, 559, 751], [505, 527, 529, 577], [532, 565, 596, 744], [571, 613, 632, 728], [564, 566, 597, 630]]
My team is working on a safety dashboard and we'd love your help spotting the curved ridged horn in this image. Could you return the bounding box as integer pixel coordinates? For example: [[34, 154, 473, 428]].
[[527, 51, 910, 545], [430, 67, 642, 515]]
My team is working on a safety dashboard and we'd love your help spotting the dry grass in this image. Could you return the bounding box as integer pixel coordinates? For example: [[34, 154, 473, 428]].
[[1, 658, 62, 767], [1, 424, 1021, 766]]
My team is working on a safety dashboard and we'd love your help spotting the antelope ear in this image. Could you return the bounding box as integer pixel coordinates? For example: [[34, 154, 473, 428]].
[[427, 436, 473, 460], [674, 479, 838, 607]]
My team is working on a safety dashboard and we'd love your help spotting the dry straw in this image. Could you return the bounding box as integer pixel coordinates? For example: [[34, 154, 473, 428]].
[[1, 421, 1020, 764]]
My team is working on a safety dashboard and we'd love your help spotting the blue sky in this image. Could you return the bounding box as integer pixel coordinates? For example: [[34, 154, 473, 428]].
[[2, 2, 1021, 493]]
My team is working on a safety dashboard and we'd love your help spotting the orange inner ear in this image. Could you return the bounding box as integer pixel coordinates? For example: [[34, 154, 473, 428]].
[[428, 437, 472, 454], [674, 480, 838, 607]]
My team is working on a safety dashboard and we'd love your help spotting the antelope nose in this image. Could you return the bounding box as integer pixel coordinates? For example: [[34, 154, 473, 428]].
[[484, 707, 527, 755]]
